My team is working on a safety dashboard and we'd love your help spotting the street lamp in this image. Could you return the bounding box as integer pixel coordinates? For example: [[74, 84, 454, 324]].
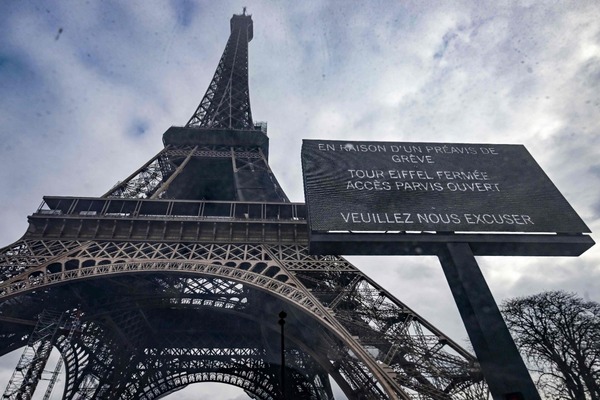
[[278, 310, 287, 399]]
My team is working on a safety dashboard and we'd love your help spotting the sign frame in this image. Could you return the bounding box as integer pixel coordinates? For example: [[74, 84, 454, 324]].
[[301, 139, 594, 256]]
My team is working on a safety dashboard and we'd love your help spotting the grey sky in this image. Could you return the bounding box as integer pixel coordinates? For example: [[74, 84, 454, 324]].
[[0, 1, 599, 399]]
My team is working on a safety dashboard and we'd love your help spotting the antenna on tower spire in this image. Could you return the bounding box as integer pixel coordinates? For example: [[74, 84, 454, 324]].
[[243, 6, 246, 15]]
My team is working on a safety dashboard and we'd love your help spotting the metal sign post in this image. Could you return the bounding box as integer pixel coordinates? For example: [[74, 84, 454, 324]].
[[438, 242, 539, 400]]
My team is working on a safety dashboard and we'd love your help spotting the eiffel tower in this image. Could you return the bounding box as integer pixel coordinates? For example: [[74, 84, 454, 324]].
[[0, 11, 485, 400]]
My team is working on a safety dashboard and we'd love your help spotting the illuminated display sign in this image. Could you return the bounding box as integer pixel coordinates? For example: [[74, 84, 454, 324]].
[[301, 140, 590, 234]]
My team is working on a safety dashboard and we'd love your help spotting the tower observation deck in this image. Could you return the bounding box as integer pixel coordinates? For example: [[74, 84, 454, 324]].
[[0, 11, 485, 400]]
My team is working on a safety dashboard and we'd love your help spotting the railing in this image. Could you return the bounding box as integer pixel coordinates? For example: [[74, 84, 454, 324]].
[[36, 197, 306, 222]]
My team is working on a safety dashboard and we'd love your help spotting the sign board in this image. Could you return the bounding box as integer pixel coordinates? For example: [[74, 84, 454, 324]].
[[301, 140, 590, 234]]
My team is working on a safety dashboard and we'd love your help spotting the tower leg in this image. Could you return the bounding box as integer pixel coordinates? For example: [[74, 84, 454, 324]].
[[2, 310, 63, 400]]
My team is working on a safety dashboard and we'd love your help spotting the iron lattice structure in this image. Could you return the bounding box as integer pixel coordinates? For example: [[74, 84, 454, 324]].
[[0, 12, 486, 400], [186, 12, 255, 130]]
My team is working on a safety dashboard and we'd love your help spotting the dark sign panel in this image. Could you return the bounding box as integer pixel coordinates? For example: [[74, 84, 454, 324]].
[[301, 140, 590, 234]]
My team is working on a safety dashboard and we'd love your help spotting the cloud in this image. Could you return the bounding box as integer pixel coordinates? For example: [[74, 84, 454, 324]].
[[0, 2, 598, 398]]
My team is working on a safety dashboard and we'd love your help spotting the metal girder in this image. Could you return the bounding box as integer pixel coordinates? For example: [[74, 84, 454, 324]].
[[2, 310, 62, 400]]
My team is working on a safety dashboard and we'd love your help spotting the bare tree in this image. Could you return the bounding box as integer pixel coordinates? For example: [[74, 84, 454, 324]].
[[501, 291, 600, 400]]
